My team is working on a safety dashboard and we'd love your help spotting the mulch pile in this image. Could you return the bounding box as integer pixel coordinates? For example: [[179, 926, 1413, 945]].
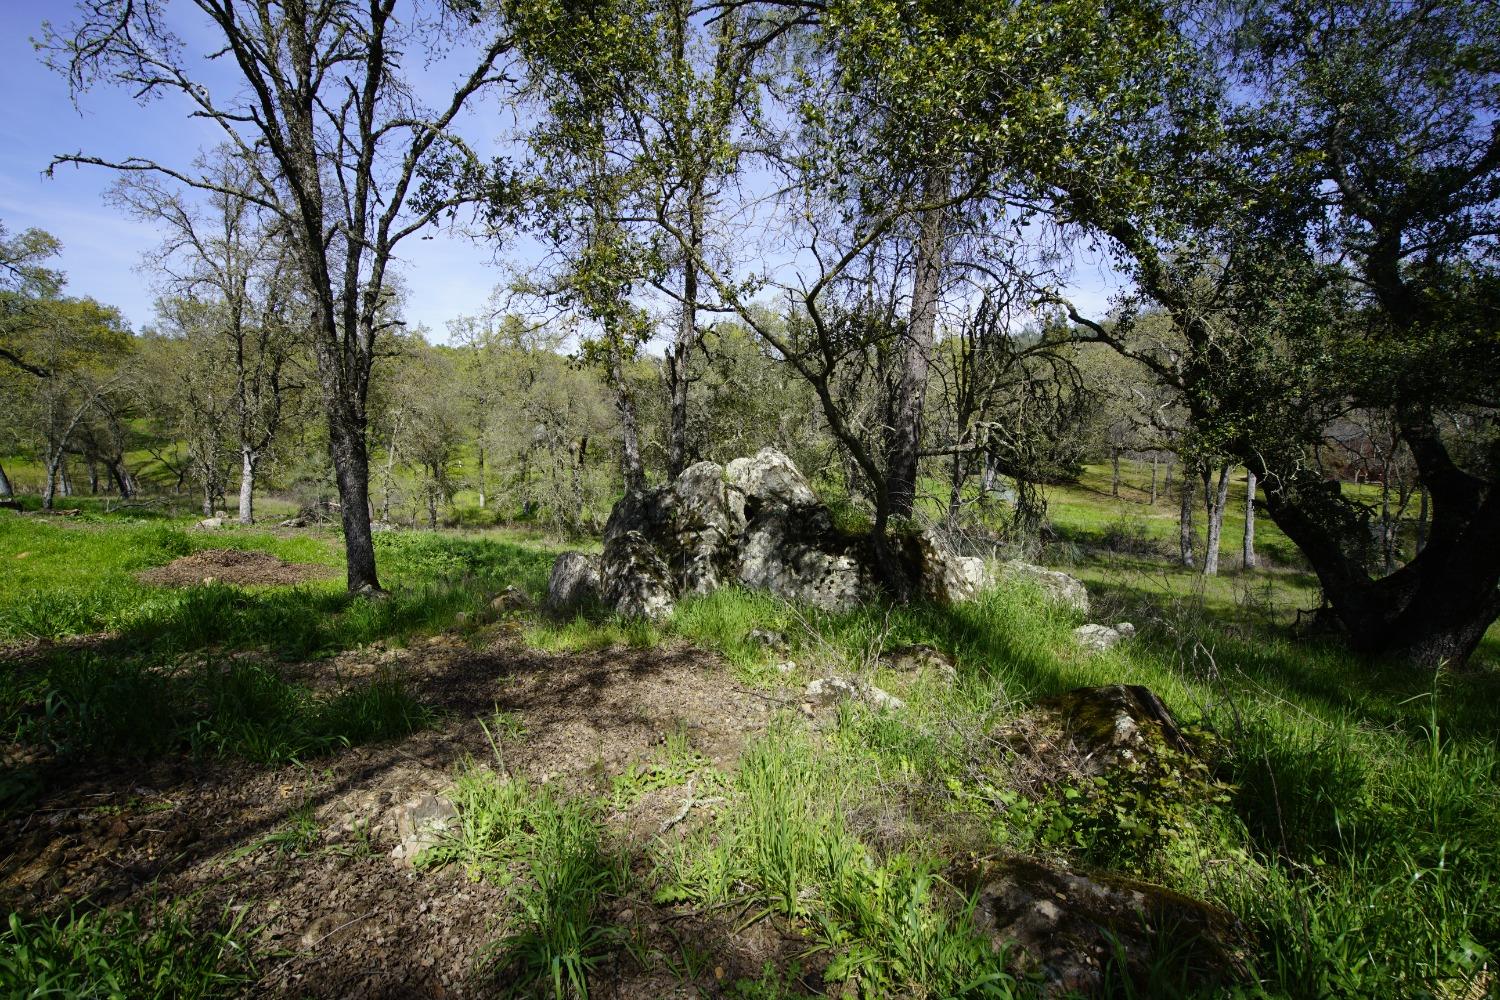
[[138, 548, 336, 588]]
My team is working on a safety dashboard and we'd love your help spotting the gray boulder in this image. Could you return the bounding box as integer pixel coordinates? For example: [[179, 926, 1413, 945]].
[[1073, 622, 1136, 652], [999, 560, 1090, 615], [737, 505, 877, 612], [910, 527, 994, 604], [600, 530, 675, 621], [545, 551, 601, 615], [804, 675, 904, 711], [545, 449, 1059, 620], [725, 447, 817, 508], [666, 460, 743, 594]]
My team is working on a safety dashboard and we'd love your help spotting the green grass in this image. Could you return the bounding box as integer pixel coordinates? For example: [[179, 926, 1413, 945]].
[[533, 572, 1499, 998], [0, 512, 560, 650], [0, 513, 560, 774], [653, 724, 1022, 997], [419, 765, 625, 998], [4, 506, 1498, 997], [0, 904, 255, 999]]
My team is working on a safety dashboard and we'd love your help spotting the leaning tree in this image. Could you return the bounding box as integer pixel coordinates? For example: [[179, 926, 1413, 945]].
[[1047, 1, 1500, 664]]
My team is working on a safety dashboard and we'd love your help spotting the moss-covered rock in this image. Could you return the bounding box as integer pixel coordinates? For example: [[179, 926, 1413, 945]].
[[971, 858, 1250, 996]]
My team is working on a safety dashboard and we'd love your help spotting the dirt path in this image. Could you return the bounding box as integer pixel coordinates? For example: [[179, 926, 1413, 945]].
[[1, 630, 806, 998]]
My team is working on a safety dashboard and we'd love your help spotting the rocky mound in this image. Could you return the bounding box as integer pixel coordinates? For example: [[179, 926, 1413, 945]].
[[545, 448, 1086, 620], [138, 548, 336, 588]]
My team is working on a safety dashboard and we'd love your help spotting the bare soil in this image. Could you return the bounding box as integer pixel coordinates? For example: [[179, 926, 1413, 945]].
[[138, 548, 337, 588], [0, 628, 817, 998]]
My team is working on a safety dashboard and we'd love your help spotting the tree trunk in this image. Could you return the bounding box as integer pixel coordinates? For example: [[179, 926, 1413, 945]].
[[608, 337, 645, 493], [238, 449, 258, 525], [0, 460, 11, 498], [666, 186, 703, 482], [1251, 430, 1500, 667], [59, 461, 72, 498], [87, 458, 99, 495], [1380, 472, 1396, 574], [947, 452, 965, 520], [568, 435, 589, 534], [1178, 468, 1195, 568], [888, 167, 948, 519], [329, 416, 381, 593], [1203, 463, 1230, 576], [42, 456, 60, 510], [108, 460, 133, 499], [980, 452, 998, 496], [1416, 487, 1427, 554], [477, 442, 486, 509], [519, 446, 534, 518], [1150, 454, 1158, 506], [1243, 469, 1257, 569], [1111, 448, 1121, 497]]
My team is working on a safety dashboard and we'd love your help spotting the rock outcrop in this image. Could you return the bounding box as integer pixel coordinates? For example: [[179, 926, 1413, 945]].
[[972, 859, 1248, 996], [547, 448, 1091, 621], [972, 686, 1243, 994], [388, 792, 459, 866], [993, 684, 1205, 789]]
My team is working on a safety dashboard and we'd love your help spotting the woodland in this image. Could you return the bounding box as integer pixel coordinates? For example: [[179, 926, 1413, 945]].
[[0, 1, 1497, 998]]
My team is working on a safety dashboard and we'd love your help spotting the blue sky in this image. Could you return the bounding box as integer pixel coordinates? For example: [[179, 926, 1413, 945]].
[[0, 1, 514, 337], [1, 2, 1122, 342]]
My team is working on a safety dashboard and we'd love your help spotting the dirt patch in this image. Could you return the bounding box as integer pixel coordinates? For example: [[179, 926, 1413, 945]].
[[0, 629, 788, 998], [138, 548, 336, 588]]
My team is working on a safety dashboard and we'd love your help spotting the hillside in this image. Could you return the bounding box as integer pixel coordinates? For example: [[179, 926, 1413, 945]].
[[1, 497, 1495, 998]]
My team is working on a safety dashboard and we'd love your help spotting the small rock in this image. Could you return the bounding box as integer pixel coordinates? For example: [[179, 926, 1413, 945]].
[[773, 660, 797, 675], [804, 675, 904, 711], [747, 628, 789, 654], [278, 516, 307, 528], [878, 643, 957, 682], [300, 911, 358, 949], [972, 859, 1248, 996], [388, 792, 458, 865], [490, 585, 534, 613], [1073, 622, 1136, 652], [805, 675, 861, 705], [196, 516, 223, 530]]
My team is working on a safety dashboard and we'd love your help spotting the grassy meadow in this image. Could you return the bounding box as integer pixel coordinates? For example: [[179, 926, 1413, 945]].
[[0, 471, 1496, 998]]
